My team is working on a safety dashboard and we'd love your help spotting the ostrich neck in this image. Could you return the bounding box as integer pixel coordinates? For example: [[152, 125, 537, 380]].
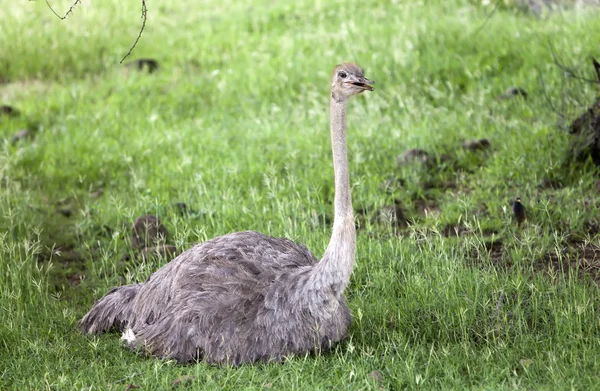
[[305, 93, 357, 298], [329, 94, 353, 222]]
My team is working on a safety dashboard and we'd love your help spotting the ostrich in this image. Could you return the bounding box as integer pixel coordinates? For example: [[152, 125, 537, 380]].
[[80, 63, 375, 364]]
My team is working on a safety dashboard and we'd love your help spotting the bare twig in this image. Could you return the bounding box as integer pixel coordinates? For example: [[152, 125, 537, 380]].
[[548, 40, 599, 84], [44, 0, 82, 20], [120, 0, 147, 64], [44, 0, 147, 63], [537, 67, 564, 124], [471, 0, 503, 37]]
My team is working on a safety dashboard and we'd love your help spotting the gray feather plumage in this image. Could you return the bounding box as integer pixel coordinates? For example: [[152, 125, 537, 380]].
[[80, 231, 351, 364]]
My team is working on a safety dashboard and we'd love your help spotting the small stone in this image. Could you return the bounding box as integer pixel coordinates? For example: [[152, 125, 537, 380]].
[[174, 202, 189, 216], [462, 138, 491, 151], [0, 105, 20, 117], [56, 208, 73, 218], [131, 215, 169, 249], [367, 370, 384, 383], [128, 58, 160, 73], [397, 148, 430, 165], [540, 179, 562, 190], [140, 245, 178, 261], [11, 129, 33, 144], [498, 87, 528, 100], [172, 375, 195, 388], [414, 199, 440, 217], [67, 273, 83, 287], [442, 223, 469, 237]]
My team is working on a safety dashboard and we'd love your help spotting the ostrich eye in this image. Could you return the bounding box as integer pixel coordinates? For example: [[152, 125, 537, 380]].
[[338, 71, 347, 79]]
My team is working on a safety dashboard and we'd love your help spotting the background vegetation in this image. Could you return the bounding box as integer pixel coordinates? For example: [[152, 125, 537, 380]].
[[2, 0, 600, 389]]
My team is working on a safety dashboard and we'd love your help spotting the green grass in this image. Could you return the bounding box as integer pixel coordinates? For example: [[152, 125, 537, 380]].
[[2, 0, 600, 389]]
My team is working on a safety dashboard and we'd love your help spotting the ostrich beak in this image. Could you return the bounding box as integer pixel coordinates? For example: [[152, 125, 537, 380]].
[[345, 77, 375, 91]]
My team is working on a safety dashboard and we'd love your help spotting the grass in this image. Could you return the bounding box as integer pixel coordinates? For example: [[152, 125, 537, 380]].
[[2, 0, 600, 389]]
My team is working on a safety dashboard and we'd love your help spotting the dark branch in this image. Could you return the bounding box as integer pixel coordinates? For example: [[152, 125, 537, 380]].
[[548, 40, 599, 84], [120, 0, 147, 64], [537, 67, 562, 121], [471, 0, 503, 37], [45, 0, 82, 20], [44, 0, 147, 63]]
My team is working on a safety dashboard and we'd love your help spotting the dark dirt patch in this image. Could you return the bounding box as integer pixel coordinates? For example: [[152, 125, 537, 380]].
[[66, 273, 84, 287], [467, 240, 506, 269], [420, 179, 457, 191], [174, 202, 190, 216], [584, 220, 600, 236], [537, 243, 600, 283], [172, 375, 195, 388], [442, 223, 498, 238], [539, 178, 563, 190], [367, 370, 384, 384], [476, 203, 490, 217], [462, 138, 491, 151], [469, 225, 600, 283], [579, 244, 600, 281], [126, 58, 160, 73], [497, 86, 528, 100], [55, 207, 73, 218], [173, 202, 203, 218], [567, 221, 600, 244], [131, 215, 169, 249], [442, 223, 469, 237], [0, 104, 20, 117], [413, 198, 441, 217], [379, 177, 406, 193], [396, 148, 430, 165], [355, 202, 410, 231], [44, 244, 82, 264], [377, 203, 409, 230]]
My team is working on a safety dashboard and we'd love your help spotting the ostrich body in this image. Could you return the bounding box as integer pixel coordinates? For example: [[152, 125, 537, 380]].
[[80, 63, 375, 364]]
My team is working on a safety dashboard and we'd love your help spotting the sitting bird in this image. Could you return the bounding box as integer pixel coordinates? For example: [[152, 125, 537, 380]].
[[79, 63, 375, 365]]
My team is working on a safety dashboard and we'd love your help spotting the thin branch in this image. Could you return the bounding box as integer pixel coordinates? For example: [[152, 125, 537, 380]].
[[537, 67, 563, 122], [120, 0, 147, 64], [44, 0, 147, 63], [548, 39, 599, 84], [45, 0, 82, 20], [471, 0, 503, 37], [560, 66, 567, 130]]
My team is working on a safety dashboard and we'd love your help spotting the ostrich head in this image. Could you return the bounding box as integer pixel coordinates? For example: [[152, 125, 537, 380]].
[[331, 63, 375, 101]]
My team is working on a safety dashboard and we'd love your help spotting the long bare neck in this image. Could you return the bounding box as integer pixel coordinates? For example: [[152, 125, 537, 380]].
[[306, 93, 357, 297]]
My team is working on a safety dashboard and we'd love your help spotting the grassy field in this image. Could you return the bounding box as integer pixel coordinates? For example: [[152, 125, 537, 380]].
[[2, 0, 600, 389]]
